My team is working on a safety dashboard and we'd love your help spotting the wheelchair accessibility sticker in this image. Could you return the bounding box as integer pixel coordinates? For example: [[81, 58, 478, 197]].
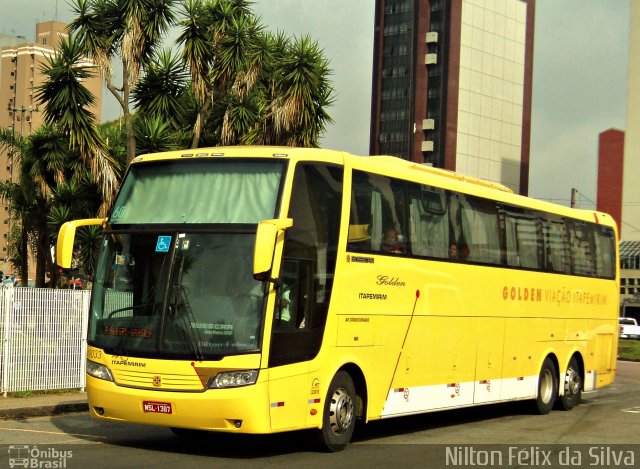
[[155, 236, 172, 253]]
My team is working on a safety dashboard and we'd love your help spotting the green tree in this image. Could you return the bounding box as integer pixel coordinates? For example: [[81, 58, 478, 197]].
[[177, 0, 334, 148], [36, 33, 119, 215], [69, 0, 178, 163], [132, 49, 189, 127], [0, 126, 103, 287], [47, 177, 105, 283]]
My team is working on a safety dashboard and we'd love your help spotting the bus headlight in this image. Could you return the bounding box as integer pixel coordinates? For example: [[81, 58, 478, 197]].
[[209, 370, 259, 388], [86, 360, 114, 382]]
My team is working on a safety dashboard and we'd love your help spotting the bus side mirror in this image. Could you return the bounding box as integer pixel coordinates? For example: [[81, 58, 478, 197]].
[[253, 218, 293, 282], [57, 218, 107, 269]]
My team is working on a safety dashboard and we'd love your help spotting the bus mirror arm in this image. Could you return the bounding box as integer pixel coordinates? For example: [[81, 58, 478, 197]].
[[253, 275, 283, 288], [56, 218, 107, 269], [253, 218, 293, 283]]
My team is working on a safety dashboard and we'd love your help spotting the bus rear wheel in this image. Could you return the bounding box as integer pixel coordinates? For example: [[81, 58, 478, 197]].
[[534, 357, 557, 415], [558, 357, 582, 411], [318, 371, 356, 452]]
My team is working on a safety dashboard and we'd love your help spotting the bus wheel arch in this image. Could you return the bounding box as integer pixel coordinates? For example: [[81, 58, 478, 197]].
[[317, 365, 367, 452], [558, 353, 583, 411], [339, 363, 367, 420], [534, 354, 559, 415]]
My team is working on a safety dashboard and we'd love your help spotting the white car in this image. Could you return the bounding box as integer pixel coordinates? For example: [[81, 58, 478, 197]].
[[619, 317, 640, 340]]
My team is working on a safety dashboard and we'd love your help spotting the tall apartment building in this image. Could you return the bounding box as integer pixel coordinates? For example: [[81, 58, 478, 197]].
[[369, 0, 535, 195], [0, 21, 102, 276]]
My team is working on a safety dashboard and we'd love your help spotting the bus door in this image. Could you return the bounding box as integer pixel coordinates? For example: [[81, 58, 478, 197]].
[[267, 163, 343, 431]]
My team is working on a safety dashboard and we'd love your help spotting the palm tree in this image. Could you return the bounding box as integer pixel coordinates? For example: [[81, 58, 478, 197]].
[[0, 128, 33, 287], [133, 117, 179, 155], [69, 0, 178, 163], [267, 35, 334, 147], [131, 49, 190, 127], [177, 0, 263, 148], [35, 33, 119, 216], [177, 0, 334, 149], [48, 177, 104, 283], [0, 124, 107, 287]]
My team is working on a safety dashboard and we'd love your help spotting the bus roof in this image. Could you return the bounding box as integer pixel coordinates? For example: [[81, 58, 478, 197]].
[[130, 146, 617, 230]]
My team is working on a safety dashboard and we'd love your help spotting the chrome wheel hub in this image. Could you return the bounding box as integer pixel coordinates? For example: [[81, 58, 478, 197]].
[[329, 387, 354, 435], [565, 367, 581, 396], [540, 368, 553, 403]]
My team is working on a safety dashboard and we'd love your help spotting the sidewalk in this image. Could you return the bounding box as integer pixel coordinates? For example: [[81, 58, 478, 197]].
[[0, 391, 88, 420]]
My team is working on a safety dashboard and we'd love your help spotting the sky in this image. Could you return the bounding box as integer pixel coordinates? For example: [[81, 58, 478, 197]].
[[0, 0, 631, 209]]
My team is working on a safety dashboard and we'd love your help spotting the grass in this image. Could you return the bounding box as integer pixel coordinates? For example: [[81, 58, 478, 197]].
[[8, 388, 83, 398], [618, 339, 640, 361]]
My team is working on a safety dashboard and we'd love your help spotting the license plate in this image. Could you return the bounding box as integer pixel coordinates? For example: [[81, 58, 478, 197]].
[[143, 401, 172, 414]]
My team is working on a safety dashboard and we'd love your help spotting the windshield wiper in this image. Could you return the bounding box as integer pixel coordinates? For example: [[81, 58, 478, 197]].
[[172, 284, 204, 360], [107, 303, 152, 318]]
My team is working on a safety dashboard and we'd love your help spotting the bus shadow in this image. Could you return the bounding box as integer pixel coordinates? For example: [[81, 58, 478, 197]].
[[48, 400, 543, 458]]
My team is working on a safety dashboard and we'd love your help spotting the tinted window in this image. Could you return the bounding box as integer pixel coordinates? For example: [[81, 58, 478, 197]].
[[349, 170, 408, 255], [270, 164, 343, 367]]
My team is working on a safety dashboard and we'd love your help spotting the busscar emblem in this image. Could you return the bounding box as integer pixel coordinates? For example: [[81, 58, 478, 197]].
[[153, 376, 162, 387]]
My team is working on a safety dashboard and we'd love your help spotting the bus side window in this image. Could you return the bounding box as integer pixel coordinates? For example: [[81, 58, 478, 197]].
[[349, 170, 407, 255], [275, 259, 312, 329], [408, 184, 448, 258], [458, 195, 501, 264], [542, 218, 570, 274], [504, 209, 543, 269], [594, 226, 616, 279], [568, 221, 596, 276]]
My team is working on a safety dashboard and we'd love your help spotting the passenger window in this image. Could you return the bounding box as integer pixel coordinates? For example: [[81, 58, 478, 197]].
[[568, 222, 596, 276], [504, 209, 542, 269], [594, 226, 616, 279], [408, 184, 449, 258], [458, 196, 501, 264], [349, 170, 407, 255], [542, 218, 570, 273]]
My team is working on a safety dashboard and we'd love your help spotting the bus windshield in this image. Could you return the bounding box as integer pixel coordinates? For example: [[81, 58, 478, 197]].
[[110, 159, 284, 224], [86, 158, 286, 358], [89, 231, 265, 359]]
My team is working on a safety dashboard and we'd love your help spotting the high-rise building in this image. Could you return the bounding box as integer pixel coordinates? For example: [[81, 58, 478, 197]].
[[369, 0, 535, 195], [0, 21, 102, 277], [623, 0, 640, 242], [596, 128, 625, 232]]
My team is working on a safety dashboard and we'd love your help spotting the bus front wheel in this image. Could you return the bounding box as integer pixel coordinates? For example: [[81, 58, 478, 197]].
[[534, 357, 557, 415], [558, 357, 582, 411], [318, 371, 356, 452]]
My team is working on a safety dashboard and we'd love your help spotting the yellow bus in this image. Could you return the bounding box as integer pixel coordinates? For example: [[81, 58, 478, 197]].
[[57, 147, 619, 451]]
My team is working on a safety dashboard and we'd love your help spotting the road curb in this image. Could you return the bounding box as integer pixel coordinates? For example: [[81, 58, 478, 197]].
[[0, 402, 89, 420]]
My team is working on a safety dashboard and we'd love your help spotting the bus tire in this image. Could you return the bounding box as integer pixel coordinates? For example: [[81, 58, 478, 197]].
[[318, 371, 356, 452], [558, 357, 582, 411], [534, 357, 557, 415]]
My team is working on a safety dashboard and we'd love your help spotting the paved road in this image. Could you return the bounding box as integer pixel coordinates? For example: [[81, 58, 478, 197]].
[[1, 361, 639, 468]]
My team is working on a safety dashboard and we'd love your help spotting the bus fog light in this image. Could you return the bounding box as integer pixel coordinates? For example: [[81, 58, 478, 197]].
[[86, 360, 114, 382], [234, 420, 242, 428], [208, 370, 259, 388]]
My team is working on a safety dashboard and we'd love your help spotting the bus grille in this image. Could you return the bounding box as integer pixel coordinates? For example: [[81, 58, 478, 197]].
[[112, 369, 206, 391]]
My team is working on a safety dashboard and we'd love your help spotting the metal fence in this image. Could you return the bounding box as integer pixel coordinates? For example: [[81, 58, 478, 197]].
[[0, 287, 90, 396]]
